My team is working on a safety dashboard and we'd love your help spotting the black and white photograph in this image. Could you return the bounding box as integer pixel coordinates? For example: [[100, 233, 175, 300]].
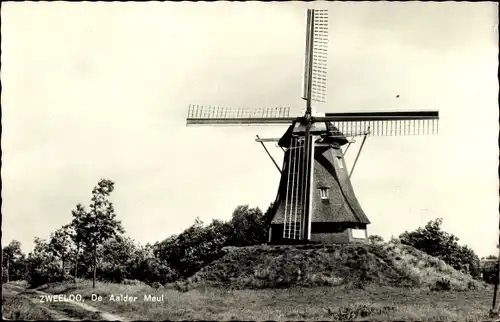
[[1, 1, 498, 320]]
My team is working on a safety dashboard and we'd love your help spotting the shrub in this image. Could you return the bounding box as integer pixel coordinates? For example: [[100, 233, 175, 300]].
[[26, 257, 69, 288], [133, 258, 178, 285], [174, 281, 189, 292], [482, 260, 499, 284], [431, 277, 452, 291], [309, 273, 344, 286], [368, 235, 384, 244], [97, 265, 125, 284], [121, 279, 145, 286], [467, 279, 478, 290], [328, 304, 396, 320], [151, 281, 163, 289], [399, 218, 481, 279]]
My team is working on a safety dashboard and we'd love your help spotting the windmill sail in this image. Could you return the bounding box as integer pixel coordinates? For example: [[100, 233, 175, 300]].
[[302, 9, 329, 104], [311, 9, 328, 103], [186, 105, 295, 126], [186, 105, 439, 134], [318, 110, 439, 136]]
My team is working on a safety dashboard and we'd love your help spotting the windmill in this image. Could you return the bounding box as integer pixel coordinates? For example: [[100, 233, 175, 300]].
[[186, 9, 439, 244]]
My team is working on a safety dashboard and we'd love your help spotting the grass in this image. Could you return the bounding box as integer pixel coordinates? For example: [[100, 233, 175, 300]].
[[8, 280, 29, 288], [45, 301, 102, 320], [2, 286, 56, 320], [35, 280, 494, 321], [3, 282, 107, 320], [5, 241, 493, 320]]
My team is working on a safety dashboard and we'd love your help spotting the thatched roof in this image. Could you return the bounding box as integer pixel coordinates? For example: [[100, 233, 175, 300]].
[[270, 143, 370, 225]]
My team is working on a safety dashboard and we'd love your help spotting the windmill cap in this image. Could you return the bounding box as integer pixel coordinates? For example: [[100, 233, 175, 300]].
[[298, 108, 325, 118], [278, 121, 349, 147]]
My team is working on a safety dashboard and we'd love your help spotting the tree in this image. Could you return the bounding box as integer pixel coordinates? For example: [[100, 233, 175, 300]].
[[26, 237, 62, 287], [80, 179, 125, 288], [154, 218, 231, 279], [2, 240, 26, 282], [48, 225, 75, 278], [124, 242, 171, 284], [481, 256, 499, 284], [228, 205, 268, 246], [399, 218, 481, 278], [152, 204, 270, 280], [98, 236, 137, 283], [69, 203, 89, 282]]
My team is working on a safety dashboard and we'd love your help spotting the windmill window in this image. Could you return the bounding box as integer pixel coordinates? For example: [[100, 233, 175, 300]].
[[351, 229, 366, 239], [319, 188, 329, 199]]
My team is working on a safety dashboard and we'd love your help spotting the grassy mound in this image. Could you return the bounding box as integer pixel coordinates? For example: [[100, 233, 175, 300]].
[[189, 241, 485, 291]]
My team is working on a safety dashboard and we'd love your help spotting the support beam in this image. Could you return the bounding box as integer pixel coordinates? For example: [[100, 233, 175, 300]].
[[307, 135, 315, 241], [300, 125, 313, 241], [256, 135, 281, 174], [255, 137, 281, 142], [342, 141, 352, 157], [349, 129, 370, 179]]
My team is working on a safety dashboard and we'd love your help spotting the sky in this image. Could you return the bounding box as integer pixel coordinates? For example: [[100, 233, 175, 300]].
[[2, 1, 498, 257]]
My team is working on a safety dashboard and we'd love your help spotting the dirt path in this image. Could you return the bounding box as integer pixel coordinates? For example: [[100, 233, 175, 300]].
[[30, 287, 126, 321], [3, 284, 126, 321], [3, 284, 76, 321]]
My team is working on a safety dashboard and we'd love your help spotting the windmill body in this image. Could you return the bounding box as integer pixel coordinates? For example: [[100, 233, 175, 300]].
[[186, 9, 439, 245], [268, 121, 370, 244]]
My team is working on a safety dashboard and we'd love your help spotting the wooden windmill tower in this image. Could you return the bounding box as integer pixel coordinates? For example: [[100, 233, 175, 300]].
[[186, 9, 439, 244]]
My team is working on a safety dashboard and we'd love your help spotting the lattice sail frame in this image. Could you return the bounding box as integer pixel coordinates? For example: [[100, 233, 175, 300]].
[[321, 111, 439, 136], [302, 9, 329, 104], [186, 105, 293, 125], [311, 9, 328, 103], [326, 119, 439, 136]]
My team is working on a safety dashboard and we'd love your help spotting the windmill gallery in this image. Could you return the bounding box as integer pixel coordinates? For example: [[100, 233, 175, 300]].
[[186, 9, 439, 245]]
